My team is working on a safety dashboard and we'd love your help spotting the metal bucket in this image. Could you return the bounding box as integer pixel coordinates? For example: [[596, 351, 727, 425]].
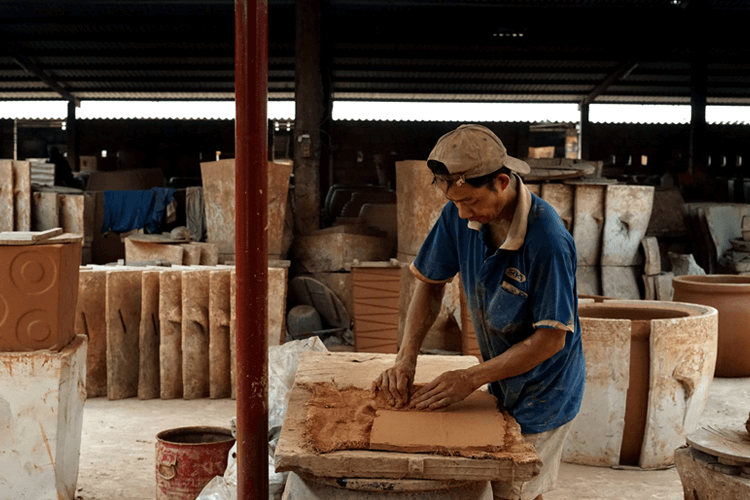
[[155, 425, 235, 500]]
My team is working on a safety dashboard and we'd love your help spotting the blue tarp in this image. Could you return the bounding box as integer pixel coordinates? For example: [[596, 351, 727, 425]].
[[101, 187, 176, 234]]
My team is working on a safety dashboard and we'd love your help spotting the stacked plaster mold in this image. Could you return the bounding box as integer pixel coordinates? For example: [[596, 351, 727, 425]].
[[74, 263, 289, 401], [0, 235, 86, 500]]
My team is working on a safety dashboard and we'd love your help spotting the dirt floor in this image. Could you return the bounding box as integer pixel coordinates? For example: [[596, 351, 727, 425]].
[[74, 377, 750, 500]]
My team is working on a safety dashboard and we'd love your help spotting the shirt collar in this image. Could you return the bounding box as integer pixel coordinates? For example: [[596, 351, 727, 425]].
[[498, 173, 531, 251]]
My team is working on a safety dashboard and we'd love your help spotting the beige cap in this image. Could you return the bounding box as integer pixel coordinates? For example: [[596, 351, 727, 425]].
[[427, 124, 530, 183]]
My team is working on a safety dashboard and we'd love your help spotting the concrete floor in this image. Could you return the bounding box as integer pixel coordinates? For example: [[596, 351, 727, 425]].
[[74, 377, 750, 500]]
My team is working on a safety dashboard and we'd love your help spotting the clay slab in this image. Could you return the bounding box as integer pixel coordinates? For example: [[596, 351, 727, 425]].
[[370, 391, 506, 455]]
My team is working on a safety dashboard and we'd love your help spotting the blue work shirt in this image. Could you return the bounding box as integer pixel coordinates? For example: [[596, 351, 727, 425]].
[[411, 176, 585, 433]]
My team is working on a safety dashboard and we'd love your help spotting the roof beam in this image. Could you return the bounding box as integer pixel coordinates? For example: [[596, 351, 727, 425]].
[[7, 49, 80, 106], [579, 60, 638, 109]]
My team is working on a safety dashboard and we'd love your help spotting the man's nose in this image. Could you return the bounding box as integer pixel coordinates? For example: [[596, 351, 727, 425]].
[[455, 202, 473, 219]]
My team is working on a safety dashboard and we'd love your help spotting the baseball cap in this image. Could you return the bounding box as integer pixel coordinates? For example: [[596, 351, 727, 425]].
[[427, 124, 530, 184]]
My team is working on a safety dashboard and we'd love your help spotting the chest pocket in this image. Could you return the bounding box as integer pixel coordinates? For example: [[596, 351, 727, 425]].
[[501, 280, 528, 298], [482, 279, 529, 343]]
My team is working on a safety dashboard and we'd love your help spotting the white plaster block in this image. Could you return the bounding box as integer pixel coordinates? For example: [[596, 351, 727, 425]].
[[0, 336, 87, 500]]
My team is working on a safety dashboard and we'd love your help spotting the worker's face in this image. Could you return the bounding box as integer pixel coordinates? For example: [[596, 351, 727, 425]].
[[439, 174, 511, 225]]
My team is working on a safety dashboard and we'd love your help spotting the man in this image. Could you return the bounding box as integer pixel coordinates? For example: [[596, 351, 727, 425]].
[[373, 124, 585, 500]]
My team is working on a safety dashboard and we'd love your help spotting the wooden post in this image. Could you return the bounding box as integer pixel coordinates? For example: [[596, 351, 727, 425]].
[[293, 0, 330, 234], [689, 56, 708, 177], [579, 102, 590, 161], [67, 101, 79, 173]]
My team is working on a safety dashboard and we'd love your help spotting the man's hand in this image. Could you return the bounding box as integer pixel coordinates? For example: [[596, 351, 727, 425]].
[[372, 360, 416, 408], [409, 369, 476, 411]]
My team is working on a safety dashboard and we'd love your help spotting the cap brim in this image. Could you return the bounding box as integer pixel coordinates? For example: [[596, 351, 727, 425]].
[[505, 155, 531, 175]]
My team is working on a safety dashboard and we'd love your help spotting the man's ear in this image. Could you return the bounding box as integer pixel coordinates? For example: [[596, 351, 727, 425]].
[[496, 173, 511, 191]]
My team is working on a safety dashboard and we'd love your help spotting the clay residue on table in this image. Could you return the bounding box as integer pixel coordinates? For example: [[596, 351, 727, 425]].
[[302, 381, 537, 463], [303, 382, 378, 453]]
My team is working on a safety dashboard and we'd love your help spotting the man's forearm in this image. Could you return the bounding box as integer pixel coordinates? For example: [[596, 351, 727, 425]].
[[467, 327, 567, 389], [396, 279, 446, 364]]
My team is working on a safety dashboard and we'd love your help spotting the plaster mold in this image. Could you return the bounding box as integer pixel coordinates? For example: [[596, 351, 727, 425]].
[[572, 183, 605, 266], [159, 269, 183, 399], [395, 160, 446, 257], [75, 267, 107, 397], [182, 268, 211, 399], [0, 240, 81, 352], [0, 160, 13, 231], [13, 160, 31, 231], [209, 268, 232, 399], [138, 269, 161, 399], [600, 185, 654, 267], [106, 268, 142, 400], [268, 265, 290, 347], [563, 300, 718, 469], [0, 335, 87, 500], [200, 159, 293, 263], [540, 183, 574, 232], [31, 191, 60, 231]]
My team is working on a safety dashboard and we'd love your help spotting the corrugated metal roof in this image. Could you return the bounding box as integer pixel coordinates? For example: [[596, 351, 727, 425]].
[[1, 0, 750, 106]]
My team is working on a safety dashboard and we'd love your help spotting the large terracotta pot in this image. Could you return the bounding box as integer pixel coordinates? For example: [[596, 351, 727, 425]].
[[672, 274, 750, 377], [563, 300, 717, 469]]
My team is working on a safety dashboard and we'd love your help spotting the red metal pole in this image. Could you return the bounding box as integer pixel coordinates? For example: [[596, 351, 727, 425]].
[[235, 1, 268, 499]]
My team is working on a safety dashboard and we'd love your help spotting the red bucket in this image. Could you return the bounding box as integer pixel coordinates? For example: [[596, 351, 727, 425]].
[[155, 426, 236, 500]]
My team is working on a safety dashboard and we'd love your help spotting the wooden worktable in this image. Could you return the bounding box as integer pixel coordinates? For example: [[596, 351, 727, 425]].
[[274, 351, 541, 482]]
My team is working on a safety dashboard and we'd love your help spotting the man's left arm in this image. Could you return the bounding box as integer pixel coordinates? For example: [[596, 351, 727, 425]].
[[410, 327, 567, 410]]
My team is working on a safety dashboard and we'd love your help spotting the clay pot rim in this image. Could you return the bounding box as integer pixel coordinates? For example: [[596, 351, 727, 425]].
[[673, 274, 750, 290], [578, 299, 716, 322], [156, 425, 235, 445]]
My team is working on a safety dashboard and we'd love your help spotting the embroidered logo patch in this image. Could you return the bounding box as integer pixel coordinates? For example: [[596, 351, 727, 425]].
[[501, 281, 528, 298], [505, 267, 526, 283]]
